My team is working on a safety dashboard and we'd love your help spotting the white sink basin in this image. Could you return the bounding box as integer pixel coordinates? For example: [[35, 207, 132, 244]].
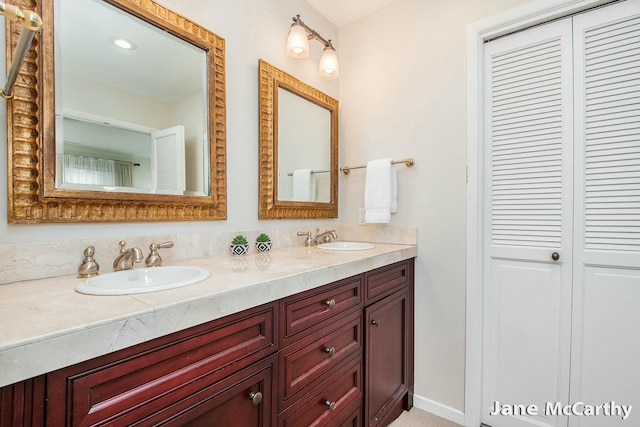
[[317, 241, 375, 251], [75, 266, 210, 295]]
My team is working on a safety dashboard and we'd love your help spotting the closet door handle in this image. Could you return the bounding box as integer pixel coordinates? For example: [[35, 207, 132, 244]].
[[551, 252, 560, 261]]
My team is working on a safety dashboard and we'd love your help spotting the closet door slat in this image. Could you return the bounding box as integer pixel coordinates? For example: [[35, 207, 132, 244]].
[[490, 38, 565, 248], [584, 16, 640, 253]]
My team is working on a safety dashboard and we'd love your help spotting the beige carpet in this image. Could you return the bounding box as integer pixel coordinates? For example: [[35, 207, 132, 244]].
[[388, 408, 463, 427]]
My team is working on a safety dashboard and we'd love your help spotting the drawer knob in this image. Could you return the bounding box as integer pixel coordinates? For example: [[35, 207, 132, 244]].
[[552, 252, 560, 261], [371, 319, 381, 327], [325, 299, 336, 308], [324, 400, 336, 411], [249, 391, 263, 406], [324, 346, 336, 356]]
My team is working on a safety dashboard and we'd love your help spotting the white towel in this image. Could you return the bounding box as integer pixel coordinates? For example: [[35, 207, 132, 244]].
[[292, 169, 316, 201], [365, 159, 397, 223]]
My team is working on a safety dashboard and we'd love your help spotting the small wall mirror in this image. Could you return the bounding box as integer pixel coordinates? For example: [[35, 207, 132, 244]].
[[258, 60, 338, 219], [6, 0, 227, 223]]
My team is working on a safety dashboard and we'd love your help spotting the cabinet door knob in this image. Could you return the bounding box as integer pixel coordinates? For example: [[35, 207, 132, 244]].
[[551, 252, 560, 261], [324, 400, 336, 411], [325, 299, 336, 308], [248, 391, 263, 406], [324, 346, 336, 356], [371, 319, 380, 327]]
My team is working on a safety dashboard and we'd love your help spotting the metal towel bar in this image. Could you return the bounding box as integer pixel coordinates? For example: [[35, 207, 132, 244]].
[[340, 158, 415, 175]]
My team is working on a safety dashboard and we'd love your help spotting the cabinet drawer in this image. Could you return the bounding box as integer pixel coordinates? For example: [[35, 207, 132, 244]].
[[138, 355, 277, 427], [278, 311, 362, 410], [280, 275, 363, 346], [47, 302, 277, 426], [365, 260, 410, 304], [334, 398, 363, 427], [278, 353, 362, 427]]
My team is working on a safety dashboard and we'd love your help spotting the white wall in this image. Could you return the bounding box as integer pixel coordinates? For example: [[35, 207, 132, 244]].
[[338, 0, 532, 414], [0, 0, 540, 418], [0, 0, 338, 244]]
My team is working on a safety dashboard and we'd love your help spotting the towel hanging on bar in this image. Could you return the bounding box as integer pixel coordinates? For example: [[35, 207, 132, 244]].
[[364, 159, 397, 224]]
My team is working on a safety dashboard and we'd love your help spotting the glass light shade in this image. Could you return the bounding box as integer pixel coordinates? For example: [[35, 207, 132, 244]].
[[318, 46, 339, 79], [286, 23, 309, 59]]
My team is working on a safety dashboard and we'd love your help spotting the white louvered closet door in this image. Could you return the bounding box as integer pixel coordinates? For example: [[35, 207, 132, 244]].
[[570, 2, 640, 426], [151, 125, 186, 195], [482, 19, 574, 427], [482, 2, 640, 427]]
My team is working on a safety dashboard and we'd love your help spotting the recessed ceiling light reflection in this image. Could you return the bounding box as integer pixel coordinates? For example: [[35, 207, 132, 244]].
[[112, 38, 137, 50]]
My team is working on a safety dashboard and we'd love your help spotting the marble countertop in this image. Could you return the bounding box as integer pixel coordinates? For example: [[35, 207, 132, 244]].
[[0, 243, 416, 388]]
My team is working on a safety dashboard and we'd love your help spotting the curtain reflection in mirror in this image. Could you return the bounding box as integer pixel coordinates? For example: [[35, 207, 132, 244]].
[[61, 154, 134, 187]]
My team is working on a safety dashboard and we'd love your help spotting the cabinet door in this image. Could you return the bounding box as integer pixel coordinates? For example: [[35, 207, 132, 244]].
[[365, 290, 408, 427]]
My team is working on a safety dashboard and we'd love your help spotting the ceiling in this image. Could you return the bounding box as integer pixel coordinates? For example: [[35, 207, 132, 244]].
[[305, 0, 398, 27]]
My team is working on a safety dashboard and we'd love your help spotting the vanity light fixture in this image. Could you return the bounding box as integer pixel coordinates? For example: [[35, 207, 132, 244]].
[[286, 15, 339, 79]]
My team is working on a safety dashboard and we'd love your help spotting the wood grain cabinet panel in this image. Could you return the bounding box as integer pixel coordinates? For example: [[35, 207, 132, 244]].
[[364, 260, 410, 305], [278, 311, 362, 410], [278, 353, 362, 427], [0, 376, 45, 427], [365, 290, 410, 427], [279, 275, 363, 347], [46, 302, 277, 426], [135, 355, 277, 427]]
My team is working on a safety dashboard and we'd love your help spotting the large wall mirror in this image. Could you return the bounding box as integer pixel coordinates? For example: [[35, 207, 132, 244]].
[[6, 0, 227, 223], [258, 60, 338, 219]]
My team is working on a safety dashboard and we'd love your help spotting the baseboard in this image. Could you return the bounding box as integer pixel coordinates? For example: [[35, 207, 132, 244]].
[[412, 394, 466, 426]]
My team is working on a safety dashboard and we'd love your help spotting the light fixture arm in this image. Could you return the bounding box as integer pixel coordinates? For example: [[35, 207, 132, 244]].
[[292, 15, 333, 49], [0, 2, 43, 99]]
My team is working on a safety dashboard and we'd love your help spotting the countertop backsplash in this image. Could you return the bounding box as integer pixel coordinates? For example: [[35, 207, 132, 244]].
[[0, 225, 417, 285]]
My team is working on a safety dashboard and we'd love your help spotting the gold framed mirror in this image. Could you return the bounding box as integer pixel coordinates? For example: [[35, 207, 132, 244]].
[[6, 0, 226, 223], [258, 60, 338, 219]]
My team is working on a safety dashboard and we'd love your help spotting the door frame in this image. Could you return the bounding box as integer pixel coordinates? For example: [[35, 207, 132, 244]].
[[464, 1, 616, 426]]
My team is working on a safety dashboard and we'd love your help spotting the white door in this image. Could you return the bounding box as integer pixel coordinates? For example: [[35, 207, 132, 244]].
[[483, 2, 640, 427], [570, 2, 640, 426], [151, 125, 185, 195], [482, 19, 574, 427]]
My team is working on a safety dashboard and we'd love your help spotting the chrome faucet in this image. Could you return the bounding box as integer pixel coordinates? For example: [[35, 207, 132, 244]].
[[113, 240, 143, 271], [313, 228, 338, 245]]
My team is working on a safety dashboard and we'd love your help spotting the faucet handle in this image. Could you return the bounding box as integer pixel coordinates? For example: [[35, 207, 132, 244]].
[[156, 241, 174, 250], [118, 240, 127, 252], [78, 246, 99, 278], [297, 231, 313, 247], [145, 241, 174, 267]]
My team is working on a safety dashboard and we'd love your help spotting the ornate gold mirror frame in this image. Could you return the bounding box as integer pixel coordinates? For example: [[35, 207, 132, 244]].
[[6, 0, 227, 223], [258, 60, 338, 219]]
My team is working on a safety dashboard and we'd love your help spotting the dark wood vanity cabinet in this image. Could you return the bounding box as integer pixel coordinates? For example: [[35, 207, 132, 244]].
[[0, 259, 414, 427]]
